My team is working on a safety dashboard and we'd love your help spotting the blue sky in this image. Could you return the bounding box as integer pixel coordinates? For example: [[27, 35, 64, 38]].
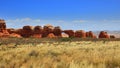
[[0, 0, 120, 31]]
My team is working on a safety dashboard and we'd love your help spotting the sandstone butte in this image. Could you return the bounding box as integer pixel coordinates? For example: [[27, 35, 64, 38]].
[[0, 19, 116, 38]]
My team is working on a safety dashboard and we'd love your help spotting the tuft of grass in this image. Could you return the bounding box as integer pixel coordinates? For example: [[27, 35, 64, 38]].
[[28, 50, 39, 57]]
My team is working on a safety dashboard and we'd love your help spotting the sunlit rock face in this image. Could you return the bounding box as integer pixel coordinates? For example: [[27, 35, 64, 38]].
[[0, 19, 7, 32], [42, 24, 54, 37], [61, 33, 69, 38], [75, 30, 86, 38], [32, 26, 42, 38], [21, 26, 34, 38], [63, 30, 75, 38], [0, 19, 115, 38], [7, 28, 15, 34], [86, 31, 96, 38], [53, 26, 62, 37], [99, 31, 110, 38], [33, 26, 42, 34], [47, 33, 56, 38], [0, 19, 6, 30], [0, 19, 10, 37], [9, 33, 22, 38]]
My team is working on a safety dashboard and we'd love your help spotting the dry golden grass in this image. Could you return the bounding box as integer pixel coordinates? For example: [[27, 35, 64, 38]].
[[0, 41, 120, 68]]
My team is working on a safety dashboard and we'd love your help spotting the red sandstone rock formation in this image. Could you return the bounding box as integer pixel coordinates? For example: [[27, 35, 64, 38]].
[[99, 31, 110, 38], [0, 19, 116, 39], [7, 29, 22, 38], [13, 29, 23, 35], [7, 28, 16, 34], [93, 35, 97, 38], [75, 30, 86, 38], [0, 32, 9, 37], [9, 33, 22, 38], [0, 19, 10, 37], [61, 33, 69, 38], [0, 29, 9, 34], [53, 26, 62, 37], [86, 32, 89, 37], [42, 24, 54, 37], [63, 30, 75, 37], [33, 26, 42, 34], [12, 29, 23, 36], [89, 31, 94, 38], [0, 19, 6, 29], [32, 26, 43, 38], [21, 26, 33, 38], [86, 31, 96, 38], [47, 33, 56, 38], [110, 35, 115, 38]]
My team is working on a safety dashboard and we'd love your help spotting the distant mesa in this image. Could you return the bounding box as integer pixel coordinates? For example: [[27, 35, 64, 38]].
[[0, 19, 116, 39]]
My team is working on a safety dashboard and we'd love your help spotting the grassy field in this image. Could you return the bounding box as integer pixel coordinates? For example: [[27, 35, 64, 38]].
[[0, 38, 120, 68]]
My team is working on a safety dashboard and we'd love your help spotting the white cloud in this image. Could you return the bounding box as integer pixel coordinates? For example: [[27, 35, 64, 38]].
[[4, 18, 120, 31], [6, 18, 41, 23], [5, 18, 74, 29], [5, 18, 41, 28]]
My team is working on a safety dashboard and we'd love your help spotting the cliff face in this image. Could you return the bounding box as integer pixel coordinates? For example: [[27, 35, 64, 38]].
[[0, 19, 7, 32], [0, 19, 116, 38], [0, 19, 9, 37]]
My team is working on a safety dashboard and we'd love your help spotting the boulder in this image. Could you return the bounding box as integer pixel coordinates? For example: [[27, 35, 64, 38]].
[[99, 31, 110, 38], [42, 24, 54, 37], [0, 20, 10, 37], [75, 30, 86, 38], [63, 30, 75, 37], [61, 33, 69, 38], [21, 26, 33, 38], [53, 26, 62, 37], [86, 32, 89, 37], [47, 33, 56, 38], [86, 31, 96, 38], [7, 28, 16, 34], [93, 35, 97, 38], [14, 29, 23, 35], [0, 19, 6, 30], [110, 35, 115, 38], [33, 26, 42, 34], [44, 24, 54, 30], [9, 33, 22, 38], [0, 29, 9, 34], [0, 32, 9, 37]]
